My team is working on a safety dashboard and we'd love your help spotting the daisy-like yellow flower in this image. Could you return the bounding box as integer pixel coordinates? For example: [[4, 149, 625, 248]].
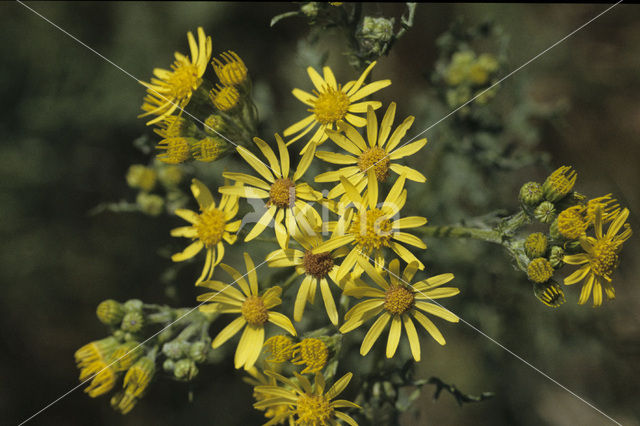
[[171, 179, 241, 284], [341, 258, 459, 361], [245, 366, 293, 424], [139, 27, 212, 125], [313, 173, 427, 278], [197, 253, 297, 369], [315, 102, 427, 200], [254, 371, 360, 426], [284, 61, 391, 154], [266, 224, 350, 325], [219, 135, 321, 249], [563, 207, 632, 307]]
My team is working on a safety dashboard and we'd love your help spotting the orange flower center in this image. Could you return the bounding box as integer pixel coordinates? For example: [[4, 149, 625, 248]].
[[589, 239, 618, 278], [312, 87, 350, 124], [384, 285, 415, 315], [269, 178, 295, 208], [350, 208, 392, 251], [302, 250, 334, 279], [241, 296, 269, 326], [358, 147, 390, 182]]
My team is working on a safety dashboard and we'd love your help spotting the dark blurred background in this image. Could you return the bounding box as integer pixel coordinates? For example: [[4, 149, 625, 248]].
[[1, 3, 639, 425]]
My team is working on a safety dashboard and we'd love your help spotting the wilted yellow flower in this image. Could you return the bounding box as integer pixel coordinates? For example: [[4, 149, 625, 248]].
[[197, 253, 297, 370], [341, 258, 458, 361], [284, 61, 391, 154], [171, 179, 241, 284], [139, 27, 212, 125]]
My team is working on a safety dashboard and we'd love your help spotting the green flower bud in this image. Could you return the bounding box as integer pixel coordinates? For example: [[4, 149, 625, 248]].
[[549, 246, 565, 268], [300, 2, 319, 18], [158, 166, 183, 188], [124, 299, 143, 312], [524, 233, 548, 259], [136, 192, 164, 216], [163, 358, 175, 372], [113, 330, 125, 341], [543, 166, 577, 202], [533, 280, 566, 308], [162, 341, 184, 359], [527, 258, 554, 284], [519, 182, 543, 207], [189, 341, 207, 363], [121, 312, 144, 333], [549, 218, 562, 241], [174, 359, 198, 381], [534, 201, 556, 223], [124, 332, 137, 342], [96, 299, 125, 326], [203, 114, 227, 137]]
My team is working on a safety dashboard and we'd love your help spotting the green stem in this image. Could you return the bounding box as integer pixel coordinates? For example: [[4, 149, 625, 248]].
[[416, 225, 501, 244]]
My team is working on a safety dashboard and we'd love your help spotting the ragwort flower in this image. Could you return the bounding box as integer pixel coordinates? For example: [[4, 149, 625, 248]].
[[254, 371, 360, 426], [563, 208, 632, 307], [219, 135, 321, 249], [284, 61, 391, 154], [341, 258, 459, 361], [316, 102, 427, 200], [139, 27, 212, 125], [197, 253, 297, 369], [171, 179, 241, 284]]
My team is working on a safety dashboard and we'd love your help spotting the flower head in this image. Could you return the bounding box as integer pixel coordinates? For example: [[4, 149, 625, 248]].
[[263, 335, 295, 363], [155, 137, 192, 164], [192, 136, 227, 162], [197, 253, 297, 369], [219, 135, 322, 249], [542, 166, 577, 202], [171, 179, 241, 284], [284, 61, 391, 154], [290, 338, 329, 374], [212, 51, 248, 86], [313, 174, 427, 279], [340, 258, 459, 361], [254, 371, 359, 426], [563, 208, 632, 307], [139, 27, 212, 125], [210, 84, 240, 111], [316, 102, 427, 201]]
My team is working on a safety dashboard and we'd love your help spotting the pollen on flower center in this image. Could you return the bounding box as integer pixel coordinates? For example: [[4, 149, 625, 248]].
[[296, 393, 333, 424], [268, 178, 295, 208], [358, 147, 390, 181], [167, 63, 201, 100], [557, 206, 587, 240], [589, 239, 618, 277], [241, 296, 269, 326], [312, 87, 350, 124], [384, 285, 415, 315], [195, 208, 227, 247], [157, 137, 191, 164], [291, 338, 329, 374], [302, 250, 334, 279], [350, 208, 393, 251]]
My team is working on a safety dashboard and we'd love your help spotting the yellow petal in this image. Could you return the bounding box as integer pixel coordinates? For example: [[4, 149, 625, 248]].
[[253, 137, 282, 179], [386, 315, 402, 358], [244, 253, 258, 296], [219, 185, 269, 199], [191, 178, 214, 209], [315, 151, 358, 165], [344, 113, 367, 127], [360, 312, 390, 355], [170, 226, 197, 238], [389, 139, 426, 159], [307, 66, 326, 92], [293, 141, 316, 181], [349, 80, 392, 102], [294, 276, 313, 321], [320, 278, 339, 325], [222, 172, 271, 190], [564, 266, 590, 285], [378, 102, 396, 147], [386, 116, 415, 152], [245, 206, 277, 242], [392, 216, 427, 229], [268, 312, 297, 336], [171, 240, 204, 262], [323, 66, 337, 89], [312, 235, 354, 254], [366, 106, 378, 147], [243, 326, 265, 369], [290, 89, 316, 107], [326, 372, 353, 400], [237, 145, 275, 183], [412, 311, 445, 345], [578, 275, 595, 305], [415, 302, 458, 322], [275, 134, 290, 178], [346, 60, 377, 96], [212, 317, 246, 348], [403, 315, 421, 361], [393, 232, 426, 249], [174, 208, 199, 224], [326, 127, 363, 155]]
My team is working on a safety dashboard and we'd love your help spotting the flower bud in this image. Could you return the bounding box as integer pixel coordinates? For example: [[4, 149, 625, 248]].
[[158, 166, 183, 188], [204, 114, 227, 136], [124, 356, 156, 397], [519, 182, 543, 208], [162, 341, 184, 359], [189, 341, 207, 363], [524, 233, 548, 259], [263, 335, 294, 362], [527, 258, 554, 284], [174, 359, 199, 381], [121, 312, 144, 333], [163, 358, 175, 372], [543, 166, 577, 202], [549, 246, 565, 268], [192, 136, 227, 162], [96, 299, 126, 326], [136, 192, 164, 216], [124, 299, 143, 312], [126, 165, 157, 192], [549, 219, 562, 241], [110, 341, 144, 372], [534, 201, 556, 223], [533, 280, 566, 308]]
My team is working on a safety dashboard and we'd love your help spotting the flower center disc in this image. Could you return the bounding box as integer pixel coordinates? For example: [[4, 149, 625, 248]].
[[557, 206, 587, 239], [358, 147, 390, 182], [350, 208, 392, 251], [195, 208, 227, 247], [303, 251, 334, 279], [241, 296, 269, 326], [269, 178, 295, 208], [296, 394, 333, 424], [590, 239, 618, 278], [384, 285, 415, 315], [168, 63, 200, 100], [161, 138, 191, 164], [312, 87, 350, 124]]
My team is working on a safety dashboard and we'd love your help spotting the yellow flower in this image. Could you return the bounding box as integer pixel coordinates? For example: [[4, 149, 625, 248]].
[[341, 258, 459, 361], [197, 253, 297, 369], [153, 115, 185, 139], [192, 136, 227, 162], [290, 338, 329, 374], [126, 165, 157, 192], [284, 61, 391, 154], [245, 366, 293, 424], [557, 205, 588, 240], [315, 102, 427, 200], [313, 174, 427, 278], [139, 27, 212, 125], [171, 179, 241, 284], [123, 356, 155, 397], [527, 258, 554, 284], [210, 84, 241, 111], [155, 137, 192, 164], [254, 371, 360, 426], [266, 225, 350, 325], [563, 208, 632, 307], [212, 50, 248, 86], [263, 335, 295, 363], [585, 194, 620, 224], [219, 135, 321, 249], [542, 166, 577, 202], [82, 361, 118, 398]]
